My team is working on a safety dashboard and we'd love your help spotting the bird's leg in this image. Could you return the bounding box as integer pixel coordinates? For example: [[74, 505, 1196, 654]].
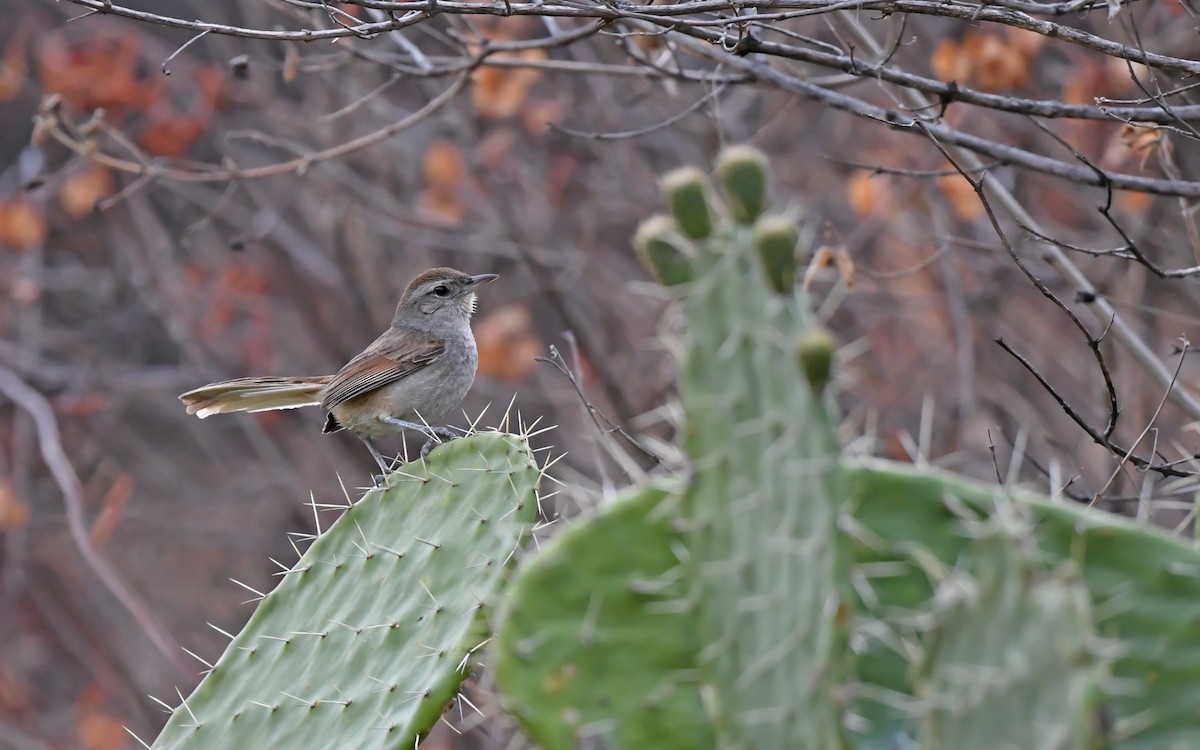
[[360, 436, 392, 483], [378, 417, 462, 460], [378, 416, 438, 435]]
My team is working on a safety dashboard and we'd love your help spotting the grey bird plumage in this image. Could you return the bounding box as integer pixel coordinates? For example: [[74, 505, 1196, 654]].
[[179, 267, 499, 471]]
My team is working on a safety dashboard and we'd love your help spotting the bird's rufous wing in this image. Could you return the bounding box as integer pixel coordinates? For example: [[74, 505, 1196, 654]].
[[319, 332, 445, 411]]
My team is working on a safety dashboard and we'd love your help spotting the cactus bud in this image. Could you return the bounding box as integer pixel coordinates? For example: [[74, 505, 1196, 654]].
[[753, 215, 798, 294], [635, 215, 695, 287], [661, 167, 714, 240], [797, 325, 835, 393], [716, 145, 768, 223]]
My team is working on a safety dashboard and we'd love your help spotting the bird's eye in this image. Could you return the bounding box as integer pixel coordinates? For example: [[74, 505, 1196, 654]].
[[432, 285, 450, 297]]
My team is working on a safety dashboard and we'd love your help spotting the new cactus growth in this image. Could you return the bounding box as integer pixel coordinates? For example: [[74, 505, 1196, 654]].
[[753, 214, 799, 293], [661, 167, 715, 240], [494, 145, 1200, 750], [634, 215, 695, 287], [716, 145, 769, 223], [151, 433, 539, 750], [797, 325, 835, 393]]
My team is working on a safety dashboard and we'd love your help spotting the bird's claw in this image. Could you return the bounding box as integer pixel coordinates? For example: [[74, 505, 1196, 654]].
[[419, 426, 461, 460]]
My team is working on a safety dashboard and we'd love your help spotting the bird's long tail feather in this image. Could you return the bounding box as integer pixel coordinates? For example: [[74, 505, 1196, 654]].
[[179, 376, 331, 419]]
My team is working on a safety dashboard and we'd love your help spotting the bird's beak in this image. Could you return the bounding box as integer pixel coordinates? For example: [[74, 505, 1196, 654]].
[[468, 273, 499, 286]]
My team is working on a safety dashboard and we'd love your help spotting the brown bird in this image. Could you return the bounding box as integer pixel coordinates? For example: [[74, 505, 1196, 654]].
[[179, 267, 498, 472]]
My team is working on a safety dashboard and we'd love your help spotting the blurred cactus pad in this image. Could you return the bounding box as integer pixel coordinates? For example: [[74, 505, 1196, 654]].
[[150, 432, 539, 750], [493, 147, 1200, 750]]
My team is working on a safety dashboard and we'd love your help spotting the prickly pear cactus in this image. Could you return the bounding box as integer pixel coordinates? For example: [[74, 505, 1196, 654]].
[[494, 484, 710, 750], [151, 432, 538, 750], [494, 146, 1200, 750], [668, 159, 848, 748], [913, 508, 1100, 750], [846, 460, 1200, 750]]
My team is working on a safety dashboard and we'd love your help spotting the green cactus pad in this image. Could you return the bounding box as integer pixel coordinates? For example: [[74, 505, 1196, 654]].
[[915, 515, 1103, 750], [151, 433, 539, 750], [498, 147, 1200, 750], [635, 214, 695, 287], [494, 484, 711, 750], [845, 458, 1200, 750], [679, 195, 849, 747], [716, 145, 769, 224], [753, 214, 799, 293], [661, 167, 715, 240]]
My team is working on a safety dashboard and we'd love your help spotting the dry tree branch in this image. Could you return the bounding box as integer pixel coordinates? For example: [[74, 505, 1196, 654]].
[[825, 8, 1200, 422], [38, 73, 471, 183], [916, 99, 1200, 483], [0, 366, 188, 674], [662, 28, 1200, 197], [48, 0, 1200, 197], [58, 0, 1200, 79]]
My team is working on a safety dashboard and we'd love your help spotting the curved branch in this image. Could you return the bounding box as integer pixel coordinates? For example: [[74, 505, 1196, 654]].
[[0, 366, 187, 675]]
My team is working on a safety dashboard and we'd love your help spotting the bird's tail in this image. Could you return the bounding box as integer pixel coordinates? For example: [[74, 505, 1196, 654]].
[[179, 376, 332, 418]]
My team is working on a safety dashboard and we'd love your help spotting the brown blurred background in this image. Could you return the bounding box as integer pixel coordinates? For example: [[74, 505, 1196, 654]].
[[3, 0, 1200, 747]]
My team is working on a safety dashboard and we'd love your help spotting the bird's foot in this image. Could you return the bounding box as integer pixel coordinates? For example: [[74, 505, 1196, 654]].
[[420, 426, 463, 460]]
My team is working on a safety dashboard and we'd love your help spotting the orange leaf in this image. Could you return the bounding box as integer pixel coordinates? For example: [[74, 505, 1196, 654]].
[[220, 263, 269, 296], [835, 246, 856, 288], [139, 114, 206, 158], [0, 28, 29, 103], [804, 245, 836, 292], [0, 197, 48, 251], [475, 304, 542, 383], [418, 190, 466, 223], [38, 31, 159, 113], [282, 44, 300, 84], [193, 65, 230, 112], [420, 140, 467, 222], [89, 474, 134, 549], [932, 32, 1030, 91], [930, 39, 967, 83], [59, 163, 116, 219], [845, 170, 890, 218], [1005, 27, 1047, 58], [545, 154, 579, 208], [471, 51, 544, 119], [968, 33, 1028, 91], [53, 392, 109, 418], [0, 664, 32, 718], [10, 277, 41, 305], [0, 480, 29, 532], [476, 128, 516, 172], [1114, 123, 1166, 170], [77, 710, 129, 750], [424, 140, 466, 190], [522, 98, 566, 137], [1115, 189, 1152, 216], [936, 174, 983, 221]]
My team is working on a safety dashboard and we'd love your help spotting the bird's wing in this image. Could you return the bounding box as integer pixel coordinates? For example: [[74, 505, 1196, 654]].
[[319, 332, 445, 411]]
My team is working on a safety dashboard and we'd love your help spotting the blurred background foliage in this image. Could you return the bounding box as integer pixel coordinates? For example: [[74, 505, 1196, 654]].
[[2, 0, 1200, 747]]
